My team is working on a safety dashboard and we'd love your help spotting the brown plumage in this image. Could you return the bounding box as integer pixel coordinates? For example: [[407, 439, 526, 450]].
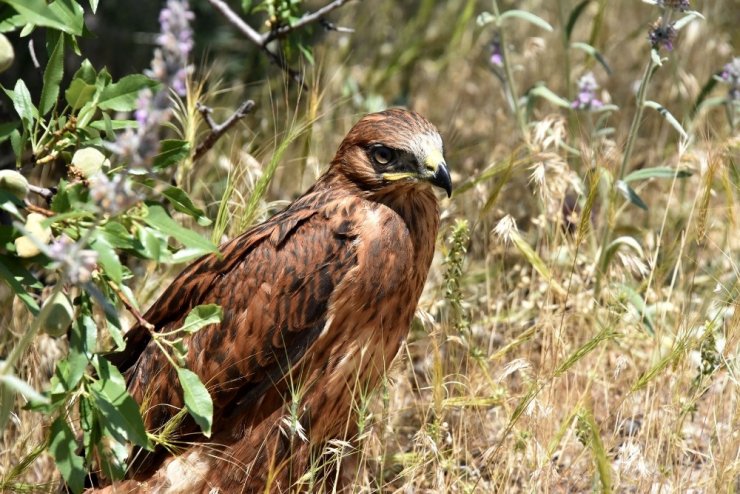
[[98, 108, 451, 492]]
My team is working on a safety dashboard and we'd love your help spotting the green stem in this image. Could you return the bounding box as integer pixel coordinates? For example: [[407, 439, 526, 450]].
[[492, 0, 529, 143], [593, 54, 657, 299], [618, 57, 656, 181]]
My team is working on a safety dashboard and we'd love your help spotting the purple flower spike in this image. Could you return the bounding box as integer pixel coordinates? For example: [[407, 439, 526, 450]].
[[571, 72, 604, 111], [649, 18, 677, 52]]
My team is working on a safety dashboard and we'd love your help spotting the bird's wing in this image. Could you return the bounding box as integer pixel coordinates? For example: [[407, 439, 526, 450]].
[[109, 192, 363, 433]]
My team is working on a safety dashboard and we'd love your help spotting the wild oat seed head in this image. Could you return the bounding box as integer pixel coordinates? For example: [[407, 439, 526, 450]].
[[492, 214, 518, 244]]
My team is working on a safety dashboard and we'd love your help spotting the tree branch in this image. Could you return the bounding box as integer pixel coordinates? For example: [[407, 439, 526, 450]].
[[27, 184, 55, 200], [205, 0, 352, 87], [263, 0, 354, 43], [193, 100, 256, 161], [108, 279, 154, 331], [206, 0, 263, 46]]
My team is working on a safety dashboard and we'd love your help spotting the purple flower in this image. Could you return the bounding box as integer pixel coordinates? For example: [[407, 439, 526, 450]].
[[649, 18, 677, 51], [48, 235, 99, 284], [571, 72, 604, 111], [113, 0, 195, 169], [719, 57, 739, 101], [489, 37, 503, 67], [154, 0, 195, 97], [657, 0, 690, 12]]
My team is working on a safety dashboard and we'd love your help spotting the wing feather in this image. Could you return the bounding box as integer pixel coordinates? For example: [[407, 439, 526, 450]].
[[108, 192, 361, 437]]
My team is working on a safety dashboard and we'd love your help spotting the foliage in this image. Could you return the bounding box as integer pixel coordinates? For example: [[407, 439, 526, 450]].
[[0, 1, 219, 490]]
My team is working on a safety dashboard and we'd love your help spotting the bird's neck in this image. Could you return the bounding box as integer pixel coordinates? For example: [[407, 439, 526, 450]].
[[312, 170, 440, 270]]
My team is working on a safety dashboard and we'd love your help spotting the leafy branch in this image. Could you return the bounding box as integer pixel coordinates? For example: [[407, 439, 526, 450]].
[[206, 0, 353, 86]]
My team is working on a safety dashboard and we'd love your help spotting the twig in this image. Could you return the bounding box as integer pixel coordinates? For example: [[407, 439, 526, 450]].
[[319, 19, 355, 34], [205, 0, 352, 87], [25, 203, 54, 217], [108, 279, 154, 331], [263, 0, 354, 43], [206, 0, 263, 46], [28, 184, 55, 200], [193, 100, 256, 161]]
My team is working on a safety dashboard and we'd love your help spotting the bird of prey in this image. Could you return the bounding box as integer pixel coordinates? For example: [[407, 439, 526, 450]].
[[99, 108, 451, 492]]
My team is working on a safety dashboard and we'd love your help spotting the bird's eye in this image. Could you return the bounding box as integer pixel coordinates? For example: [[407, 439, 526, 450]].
[[371, 146, 395, 166]]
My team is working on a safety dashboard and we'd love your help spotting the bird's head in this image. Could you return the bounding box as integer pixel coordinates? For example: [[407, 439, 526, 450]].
[[330, 108, 452, 198]]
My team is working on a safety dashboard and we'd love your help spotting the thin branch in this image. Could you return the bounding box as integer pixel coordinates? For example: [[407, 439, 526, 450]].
[[319, 19, 355, 34], [206, 0, 263, 45], [28, 184, 55, 200], [205, 0, 352, 87], [108, 279, 154, 331], [263, 0, 354, 43], [25, 203, 54, 217], [193, 100, 256, 161]]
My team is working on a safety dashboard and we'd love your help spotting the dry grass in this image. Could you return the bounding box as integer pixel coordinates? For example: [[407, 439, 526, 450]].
[[2, 0, 738, 492]]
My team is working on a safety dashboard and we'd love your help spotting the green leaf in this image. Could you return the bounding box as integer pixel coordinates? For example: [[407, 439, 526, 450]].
[[690, 73, 720, 118], [152, 139, 191, 170], [602, 236, 645, 277], [616, 180, 648, 211], [499, 10, 553, 31], [623, 166, 693, 183], [176, 367, 213, 437], [0, 254, 41, 314], [566, 0, 591, 41], [90, 357, 151, 448], [65, 78, 97, 110], [98, 74, 159, 112], [90, 234, 123, 283], [0, 382, 14, 431], [570, 42, 611, 75], [5, 79, 37, 127], [101, 221, 136, 250], [0, 373, 48, 404], [142, 204, 217, 255], [50, 351, 88, 394], [135, 226, 165, 261], [39, 31, 65, 115], [71, 305, 97, 358], [643, 100, 688, 140], [71, 58, 97, 84], [89, 118, 138, 131], [529, 84, 571, 108], [0, 121, 20, 144], [674, 11, 704, 31], [178, 304, 222, 334], [47, 0, 85, 35], [49, 418, 85, 493], [618, 284, 655, 335], [161, 185, 211, 226], [2, 0, 80, 35], [89, 0, 100, 14], [164, 188, 211, 226]]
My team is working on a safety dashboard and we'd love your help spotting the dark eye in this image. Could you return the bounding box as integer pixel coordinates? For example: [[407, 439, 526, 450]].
[[371, 145, 395, 166]]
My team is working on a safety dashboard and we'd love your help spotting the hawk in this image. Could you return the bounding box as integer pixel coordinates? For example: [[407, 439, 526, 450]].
[[99, 108, 451, 492]]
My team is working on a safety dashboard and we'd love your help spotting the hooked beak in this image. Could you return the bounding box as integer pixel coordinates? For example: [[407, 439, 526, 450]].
[[422, 151, 452, 198]]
